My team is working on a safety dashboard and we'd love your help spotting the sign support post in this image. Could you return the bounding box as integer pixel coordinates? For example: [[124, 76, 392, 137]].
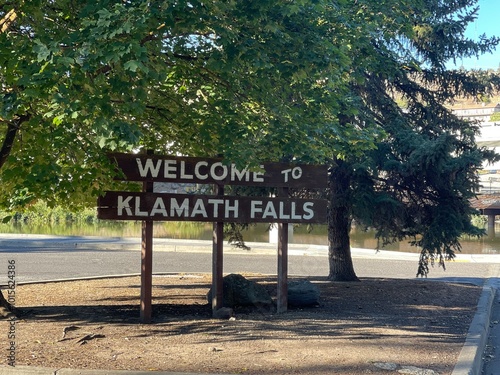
[[212, 184, 224, 314], [140, 152, 154, 324], [277, 187, 289, 313], [140, 214, 153, 323]]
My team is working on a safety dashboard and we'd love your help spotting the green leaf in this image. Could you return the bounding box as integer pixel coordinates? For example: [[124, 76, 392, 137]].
[[33, 40, 51, 62], [124, 60, 140, 72]]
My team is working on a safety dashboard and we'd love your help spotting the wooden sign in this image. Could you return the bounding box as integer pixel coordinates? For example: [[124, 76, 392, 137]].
[[108, 153, 327, 188], [98, 152, 329, 322], [98, 192, 328, 224]]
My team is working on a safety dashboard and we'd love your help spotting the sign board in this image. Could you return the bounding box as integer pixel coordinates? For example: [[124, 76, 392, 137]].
[[108, 153, 328, 188], [98, 192, 327, 223], [98, 152, 329, 321]]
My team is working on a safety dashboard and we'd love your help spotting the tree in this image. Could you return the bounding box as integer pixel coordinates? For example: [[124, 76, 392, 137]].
[[0, 0, 378, 212], [326, 0, 500, 280], [2, 0, 498, 287], [490, 112, 500, 122]]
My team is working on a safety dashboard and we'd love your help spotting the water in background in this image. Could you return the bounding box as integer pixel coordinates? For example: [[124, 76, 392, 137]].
[[2, 220, 500, 254]]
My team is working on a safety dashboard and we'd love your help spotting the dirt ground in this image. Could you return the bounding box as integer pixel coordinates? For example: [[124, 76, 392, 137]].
[[0, 274, 482, 375]]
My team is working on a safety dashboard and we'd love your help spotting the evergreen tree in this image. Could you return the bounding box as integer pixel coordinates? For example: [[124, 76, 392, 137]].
[[328, 0, 500, 280]]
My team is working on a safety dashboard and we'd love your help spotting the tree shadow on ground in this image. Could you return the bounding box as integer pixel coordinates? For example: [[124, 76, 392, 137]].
[[12, 276, 481, 346]]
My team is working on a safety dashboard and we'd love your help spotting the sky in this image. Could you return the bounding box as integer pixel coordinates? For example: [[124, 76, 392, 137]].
[[449, 0, 500, 70]]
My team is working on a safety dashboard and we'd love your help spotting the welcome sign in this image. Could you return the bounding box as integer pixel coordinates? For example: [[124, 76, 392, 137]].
[[98, 153, 329, 224], [107, 153, 328, 188], [98, 192, 327, 223], [96, 152, 328, 321]]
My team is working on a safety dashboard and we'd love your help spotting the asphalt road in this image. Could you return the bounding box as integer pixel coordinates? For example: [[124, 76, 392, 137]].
[[0, 234, 499, 284]]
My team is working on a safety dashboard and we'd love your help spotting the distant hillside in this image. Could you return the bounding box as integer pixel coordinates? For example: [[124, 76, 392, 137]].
[[449, 96, 500, 110]]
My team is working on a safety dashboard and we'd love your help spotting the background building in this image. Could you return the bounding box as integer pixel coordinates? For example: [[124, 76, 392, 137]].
[[452, 102, 500, 193]]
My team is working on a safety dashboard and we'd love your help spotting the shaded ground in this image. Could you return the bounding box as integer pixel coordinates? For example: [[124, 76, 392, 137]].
[[0, 274, 481, 374]]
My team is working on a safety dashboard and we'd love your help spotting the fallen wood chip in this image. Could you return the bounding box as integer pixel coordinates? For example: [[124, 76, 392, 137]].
[[77, 334, 106, 345], [62, 325, 80, 339]]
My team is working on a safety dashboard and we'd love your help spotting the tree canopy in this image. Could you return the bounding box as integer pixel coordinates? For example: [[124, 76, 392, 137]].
[[1, 0, 500, 279], [0, 0, 379, 210]]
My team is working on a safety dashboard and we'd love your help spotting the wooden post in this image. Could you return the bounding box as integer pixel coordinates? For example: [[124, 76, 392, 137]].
[[140, 151, 154, 323], [488, 214, 496, 238], [212, 184, 224, 315], [277, 187, 289, 313]]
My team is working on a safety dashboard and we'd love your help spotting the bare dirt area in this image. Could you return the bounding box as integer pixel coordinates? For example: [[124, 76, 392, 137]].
[[1, 274, 481, 375]]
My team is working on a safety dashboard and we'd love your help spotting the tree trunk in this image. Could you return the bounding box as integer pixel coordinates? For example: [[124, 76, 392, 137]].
[[0, 115, 29, 170], [0, 290, 13, 318], [327, 159, 359, 281]]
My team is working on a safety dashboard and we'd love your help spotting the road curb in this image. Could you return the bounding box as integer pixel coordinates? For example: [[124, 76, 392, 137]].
[[452, 280, 497, 375], [0, 365, 56, 374], [0, 365, 233, 375]]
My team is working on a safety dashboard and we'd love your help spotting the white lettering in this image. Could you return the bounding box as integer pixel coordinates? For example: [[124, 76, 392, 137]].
[[253, 165, 265, 182], [136, 158, 162, 178], [112, 192, 321, 222], [164, 160, 177, 178], [150, 197, 167, 217], [262, 201, 278, 219], [191, 199, 208, 217], [291, 166, 302, 180], [134, 196, 148, 217], [208, 199, 224, 218], [231, 165, 250, 181], [170, 198, 189, 217], [290, 202, 301, 220], [210, 162, 228, 181], [194, 161, 209, 180], [180, 160, 193, 179], [281, 168, 292, 182], [281, 167, 303, 182], [250, 200, 263, 218], [279, 201, 290, 219], [117, 196, 133, 216], [303, 202, 314, 220], [225, 200, 239, 218]]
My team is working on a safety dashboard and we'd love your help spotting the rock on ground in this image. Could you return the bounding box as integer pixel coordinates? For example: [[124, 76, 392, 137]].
[[206, 273, 273, 308], [287, 279, 320, 307]]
